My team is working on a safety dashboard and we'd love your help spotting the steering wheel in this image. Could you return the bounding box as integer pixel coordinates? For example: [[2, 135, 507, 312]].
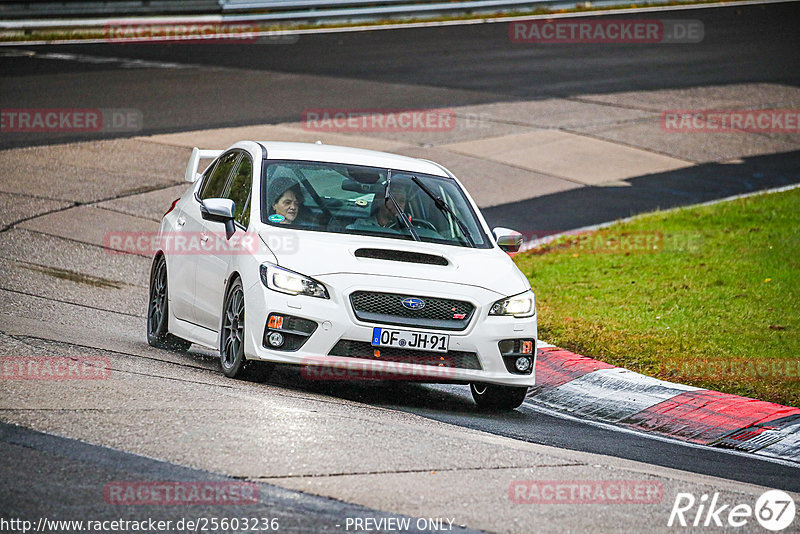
[[386, 218, 438, 233], [410, 218, 438, 232]]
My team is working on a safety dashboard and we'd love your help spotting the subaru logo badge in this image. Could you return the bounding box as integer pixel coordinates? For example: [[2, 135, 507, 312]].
[[401, 297, 425, 310]]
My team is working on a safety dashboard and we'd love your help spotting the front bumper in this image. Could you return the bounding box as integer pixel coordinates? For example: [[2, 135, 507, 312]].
[[243, 274, 538, 387]]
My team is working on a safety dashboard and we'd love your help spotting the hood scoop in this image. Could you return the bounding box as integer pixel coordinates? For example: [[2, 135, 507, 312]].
[[354, 248, 449, 266]]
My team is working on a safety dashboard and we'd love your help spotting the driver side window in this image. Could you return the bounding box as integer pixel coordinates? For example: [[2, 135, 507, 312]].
[[225, 156, 252, 228], [199, 151, 239, 200]]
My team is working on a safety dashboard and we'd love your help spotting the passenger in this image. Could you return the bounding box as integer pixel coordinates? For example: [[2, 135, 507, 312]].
[[268, 177, 304, 225]]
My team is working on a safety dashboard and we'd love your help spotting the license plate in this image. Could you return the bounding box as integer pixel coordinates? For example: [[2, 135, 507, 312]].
[[371, 327, 449, 353]]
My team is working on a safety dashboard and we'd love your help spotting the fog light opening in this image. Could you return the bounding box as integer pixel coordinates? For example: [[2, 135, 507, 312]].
[[267, 331, 285, 347], [515, 356, 532, 372]]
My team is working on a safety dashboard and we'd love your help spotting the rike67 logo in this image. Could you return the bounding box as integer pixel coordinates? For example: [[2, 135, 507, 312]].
[[668, 490, 796, 531]]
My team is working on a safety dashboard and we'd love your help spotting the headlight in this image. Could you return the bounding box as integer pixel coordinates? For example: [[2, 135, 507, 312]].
[[489, 290, 535, 318], [260, 264, 329, 299]]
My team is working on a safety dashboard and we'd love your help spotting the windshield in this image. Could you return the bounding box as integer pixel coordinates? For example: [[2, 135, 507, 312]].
[[261, 160, 491, 248]]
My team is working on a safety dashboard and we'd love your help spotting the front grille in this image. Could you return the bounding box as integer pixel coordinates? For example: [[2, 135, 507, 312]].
[[328, 340, 482, 370], [349, 291, 474, 331]]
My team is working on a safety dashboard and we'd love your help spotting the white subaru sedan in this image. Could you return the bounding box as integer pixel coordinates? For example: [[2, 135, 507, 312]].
[[147, 141, 537, 409]]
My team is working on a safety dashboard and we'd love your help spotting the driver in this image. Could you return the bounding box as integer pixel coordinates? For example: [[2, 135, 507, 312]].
[[375, 187, 408, 228], [348, 186, 408, 231]]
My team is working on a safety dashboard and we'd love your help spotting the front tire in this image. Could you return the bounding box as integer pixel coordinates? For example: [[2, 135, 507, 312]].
[[220, 278, 271, 382], [147, 255, 191, 351], [470, 383, 528, 411]]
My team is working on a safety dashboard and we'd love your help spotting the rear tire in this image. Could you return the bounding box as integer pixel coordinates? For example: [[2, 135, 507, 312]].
[[220, 278, 272, 382], [470, 383, 528, 411], [147, 255, 191, 351]]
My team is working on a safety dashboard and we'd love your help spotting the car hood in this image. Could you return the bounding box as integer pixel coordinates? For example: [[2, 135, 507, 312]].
[[259, 229, 530, 297]]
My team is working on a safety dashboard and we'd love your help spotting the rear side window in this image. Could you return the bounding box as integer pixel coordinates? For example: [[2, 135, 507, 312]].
[[199, 151, 239, 200], [226, 156, 252, 227]]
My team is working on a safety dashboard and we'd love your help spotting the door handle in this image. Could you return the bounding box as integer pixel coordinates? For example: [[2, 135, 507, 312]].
[[200, 234, 210, 244], [176, 217, 186, 227]]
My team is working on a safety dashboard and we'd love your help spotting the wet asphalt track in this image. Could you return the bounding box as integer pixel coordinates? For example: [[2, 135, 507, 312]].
[[1, 2, 800, 523]]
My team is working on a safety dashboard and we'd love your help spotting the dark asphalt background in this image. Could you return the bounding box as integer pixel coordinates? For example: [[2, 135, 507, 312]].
[[2, 2, 799, 143]]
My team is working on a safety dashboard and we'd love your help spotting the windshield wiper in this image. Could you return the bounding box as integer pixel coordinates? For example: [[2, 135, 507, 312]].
[[411, 176, 475, 247], [386, 170, 420, 241]]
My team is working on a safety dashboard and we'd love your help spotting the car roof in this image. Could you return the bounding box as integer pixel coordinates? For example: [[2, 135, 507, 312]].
[[254, 141, 450, 177]]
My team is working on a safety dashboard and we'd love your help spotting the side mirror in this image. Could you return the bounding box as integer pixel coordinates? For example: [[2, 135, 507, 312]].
[[493, 227, 524, 254], [200, 198, 236, 238]]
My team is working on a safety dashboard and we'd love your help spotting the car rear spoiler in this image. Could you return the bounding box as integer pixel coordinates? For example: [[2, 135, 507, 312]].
[[185, 147, 223, 182]]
